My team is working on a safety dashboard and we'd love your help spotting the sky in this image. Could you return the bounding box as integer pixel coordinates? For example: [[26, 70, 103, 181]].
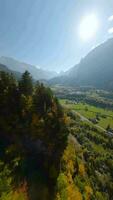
[[0, 0, 113, 72]]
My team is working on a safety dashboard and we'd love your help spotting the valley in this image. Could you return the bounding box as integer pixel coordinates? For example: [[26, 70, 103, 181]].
[[56, 90, 113, 200], [0, 71, 113, 200], [0, 1, 113, 199], [52, 85, 113, 130], [60, 100, 113, 130]]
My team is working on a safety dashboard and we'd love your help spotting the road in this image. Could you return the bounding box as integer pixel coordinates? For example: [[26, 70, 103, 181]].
[[71, 110, 113, 136], [62, 103, 113, 136]]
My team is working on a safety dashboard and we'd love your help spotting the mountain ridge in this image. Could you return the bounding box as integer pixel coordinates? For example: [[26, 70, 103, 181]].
[[49, 38, 113, 90], [0, 63, 22, 79], [0, 56, 57, 80]]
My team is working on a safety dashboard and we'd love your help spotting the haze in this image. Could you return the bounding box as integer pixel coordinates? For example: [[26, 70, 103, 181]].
[[0, 0, 113, 72]]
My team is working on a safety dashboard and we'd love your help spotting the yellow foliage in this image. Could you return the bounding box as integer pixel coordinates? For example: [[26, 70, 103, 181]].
[[62, 143, 76, 181], [56, 193, 61, 200], [85, 185, 93, 200], [62, 143, 75, 164], [57, 176, 83, 200], [67, 184, 83, 200], [56, 142, 83, 200], [79, 163, 86, 177], [67, 160, 74, 175], [67, 172, 73, 184], [63, 115, 70, 124], [56, 141, 85, 200], [1, 190, 28, 200]]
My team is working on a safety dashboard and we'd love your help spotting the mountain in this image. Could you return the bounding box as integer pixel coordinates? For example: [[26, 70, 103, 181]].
[[0, 63, 21, 79], [0, 56, 57, 80], [49, 38, 113, 90], [0, 63, 10, 72]]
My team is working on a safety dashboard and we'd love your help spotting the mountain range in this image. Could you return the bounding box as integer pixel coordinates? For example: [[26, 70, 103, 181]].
[[0, 56, 57, 80], [1, 38, 113, 90], [0, 63, 22, 79], [49, 38, 113, 90]]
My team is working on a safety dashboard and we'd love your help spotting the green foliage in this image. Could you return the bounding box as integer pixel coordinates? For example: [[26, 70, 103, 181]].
[[55, 141, 83, 200], [1, 71, 112, 200], [33, 82, 53, 115], [67, 109, 113, 199], [57, 173, 68, 200], [0, 71, 68, 200], [0, 162, 12, 196], [19, 71, 33, 96], [60, 100, 113, 129]]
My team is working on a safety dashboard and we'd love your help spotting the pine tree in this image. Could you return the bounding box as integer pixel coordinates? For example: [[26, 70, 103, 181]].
[[19, 71, 33, 96]]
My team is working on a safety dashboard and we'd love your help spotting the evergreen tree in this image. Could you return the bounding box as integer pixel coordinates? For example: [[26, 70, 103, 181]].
[[33, 83, 53, 115], [19, 71, 33, 96]]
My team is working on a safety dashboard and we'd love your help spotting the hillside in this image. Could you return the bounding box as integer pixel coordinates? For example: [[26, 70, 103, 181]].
[[0, 56, 57, 80], [0, 71, 113, 200], [0, 71, 68, 200], [49, 38, 113, 90], [0, 63, 21, 79]]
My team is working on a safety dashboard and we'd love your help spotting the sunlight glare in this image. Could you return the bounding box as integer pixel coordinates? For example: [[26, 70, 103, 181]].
[[79, 14, 99, 41]]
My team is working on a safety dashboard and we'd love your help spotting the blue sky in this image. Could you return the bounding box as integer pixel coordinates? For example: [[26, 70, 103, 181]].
[[0, 0, 113, 72]]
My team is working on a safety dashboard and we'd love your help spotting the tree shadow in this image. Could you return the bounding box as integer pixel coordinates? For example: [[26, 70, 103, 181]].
[[0, 132, 68, 200]]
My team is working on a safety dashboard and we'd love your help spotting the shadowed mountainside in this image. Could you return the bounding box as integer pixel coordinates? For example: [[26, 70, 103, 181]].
[[49, 38, 113, 90]]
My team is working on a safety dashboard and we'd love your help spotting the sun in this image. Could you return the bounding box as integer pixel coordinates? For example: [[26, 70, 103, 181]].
[[79, 14, 99, 41]]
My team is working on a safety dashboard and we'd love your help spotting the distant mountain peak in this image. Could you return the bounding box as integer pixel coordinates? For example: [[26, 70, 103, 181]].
[[0, 56, 58, 80]]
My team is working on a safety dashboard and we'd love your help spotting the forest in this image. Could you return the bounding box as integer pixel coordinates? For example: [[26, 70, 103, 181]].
[[0, 71, 68, 200], [0, 71, 113, 200]]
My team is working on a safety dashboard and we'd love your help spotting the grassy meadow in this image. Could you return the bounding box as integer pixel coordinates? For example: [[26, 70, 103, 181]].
[[60, 99, 113, 129]]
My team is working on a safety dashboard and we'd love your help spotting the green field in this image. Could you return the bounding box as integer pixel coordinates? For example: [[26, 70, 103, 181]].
[[60, 99, 113, 129]]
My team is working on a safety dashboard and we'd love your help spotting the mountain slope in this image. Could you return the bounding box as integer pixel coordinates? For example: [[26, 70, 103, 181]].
[[0, 63, 10, 72], [0, 63, 21, 79], [0, 56, 57, 80], [49, 38, 113, 90]]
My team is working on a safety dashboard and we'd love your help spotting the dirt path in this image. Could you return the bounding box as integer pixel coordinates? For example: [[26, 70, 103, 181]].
[[72, 110, 106, 130]]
